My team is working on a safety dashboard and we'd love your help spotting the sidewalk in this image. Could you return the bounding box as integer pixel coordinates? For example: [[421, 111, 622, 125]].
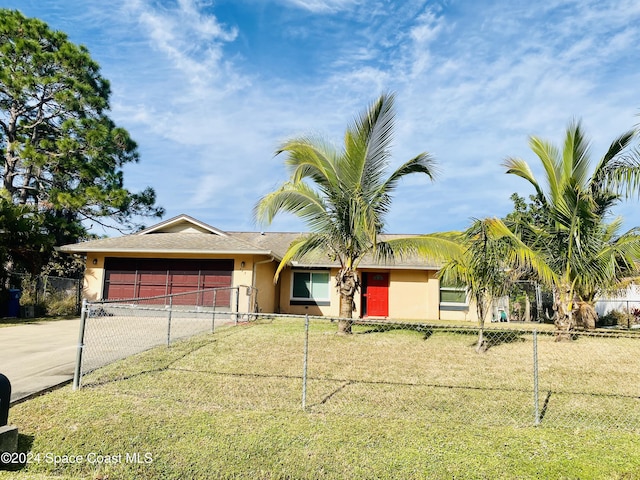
[[0, 319, 79, 403]]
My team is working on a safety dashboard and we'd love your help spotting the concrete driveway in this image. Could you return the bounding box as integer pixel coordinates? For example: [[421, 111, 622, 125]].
[[0, 319, 79, 403]]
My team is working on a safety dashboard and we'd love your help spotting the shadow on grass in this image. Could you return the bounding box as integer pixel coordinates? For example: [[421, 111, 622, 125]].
[[354, 323, 530, 350], [539, 391, 552, 423], [0, 433, 34, 472], [482, 330, 527, 350], [315, 380, 354, 406], [354, 323, 435, 339]]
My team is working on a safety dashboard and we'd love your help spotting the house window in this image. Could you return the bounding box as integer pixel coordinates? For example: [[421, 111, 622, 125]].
[[439, 282, 468, 309], [291, 271, 330, 305]]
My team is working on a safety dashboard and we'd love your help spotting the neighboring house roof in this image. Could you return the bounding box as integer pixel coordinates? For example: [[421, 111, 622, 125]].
[[59, 214, 442, 269]]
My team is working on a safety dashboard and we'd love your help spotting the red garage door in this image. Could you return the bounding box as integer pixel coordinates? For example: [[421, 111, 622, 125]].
[[103, 258, 233, 306]]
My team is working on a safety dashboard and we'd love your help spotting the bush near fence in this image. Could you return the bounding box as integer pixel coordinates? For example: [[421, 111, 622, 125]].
[[74, 304, 640, 431], [5, 273, 81, 317]]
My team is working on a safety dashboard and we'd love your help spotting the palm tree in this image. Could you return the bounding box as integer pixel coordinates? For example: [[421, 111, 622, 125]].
[[255, 92, 449, 334], [504, 120, 640, 335], [438, 218, 556, 352]]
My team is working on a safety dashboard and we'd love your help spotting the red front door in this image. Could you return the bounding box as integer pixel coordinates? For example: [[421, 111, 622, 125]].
[[362, 272, 389, 317]]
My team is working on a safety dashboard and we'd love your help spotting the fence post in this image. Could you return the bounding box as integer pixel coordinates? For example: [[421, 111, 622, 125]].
[[302, 314, 309, 410], [167, 296, 173, 347], [235, 288, 239, 326], [73, 299, 89, 390], [211, 290, 217, 333], [76, 278, 82, 316], [533, 329, 540, 426]]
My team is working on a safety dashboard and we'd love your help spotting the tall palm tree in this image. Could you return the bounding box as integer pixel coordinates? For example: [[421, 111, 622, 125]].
[[255, 92, 451, 334], [504, 120, 640, 334]]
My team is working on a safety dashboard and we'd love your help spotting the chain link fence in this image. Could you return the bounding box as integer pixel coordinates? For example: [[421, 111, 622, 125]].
[[241, 315, 640, 430], [297, 318, 640, 430], [73, 307, 640, 430], [72, 286, 258, 388], [3, 273, 81, 317]]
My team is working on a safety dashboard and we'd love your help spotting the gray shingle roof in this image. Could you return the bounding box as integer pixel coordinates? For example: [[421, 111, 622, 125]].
[[58, 232, 272, 256], [59, 216, 442, 269]]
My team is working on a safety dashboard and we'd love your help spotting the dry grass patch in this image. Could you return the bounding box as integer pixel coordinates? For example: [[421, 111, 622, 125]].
[[2, 317, 640, 479]]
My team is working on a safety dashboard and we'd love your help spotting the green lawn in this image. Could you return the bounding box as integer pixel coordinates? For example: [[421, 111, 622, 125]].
[[2, 319, 639, 479]]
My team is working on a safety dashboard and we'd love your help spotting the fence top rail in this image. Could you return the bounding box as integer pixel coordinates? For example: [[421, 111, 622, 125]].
[[250, 312, 640, 338], [89, 285, 256, 305]]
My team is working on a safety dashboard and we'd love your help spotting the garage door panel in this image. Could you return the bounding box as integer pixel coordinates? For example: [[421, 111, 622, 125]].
[[104, 258, 232, 305], [107, 272, 136, 283], [201, 289, 231, 307], [105, 283, 136, 300], [138, 271, 168, 284], [138, 284, 168, 298], [202, 272, 231, 285], [169, 287, 200, 305], [170, 272, 200, 286]]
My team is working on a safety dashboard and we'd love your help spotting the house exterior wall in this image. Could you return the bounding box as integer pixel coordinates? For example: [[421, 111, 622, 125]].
[[81, 253, 274, 314], [273, 266, 478, 322], [252, 257, 278, 314], [84, 254, 106, 301], [386, 269, 437, 320], [81, 252, 479, 322]]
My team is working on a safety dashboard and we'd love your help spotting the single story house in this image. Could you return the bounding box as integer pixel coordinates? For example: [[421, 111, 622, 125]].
[[59, 214, 477, 322]]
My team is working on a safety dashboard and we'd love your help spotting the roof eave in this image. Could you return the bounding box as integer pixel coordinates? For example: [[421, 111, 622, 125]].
[[289, 261, 442, 270], [58, 246, 280, 258]]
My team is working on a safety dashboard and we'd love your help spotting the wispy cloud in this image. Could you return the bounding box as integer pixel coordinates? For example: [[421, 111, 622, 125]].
[[11, 0, 640, 234], [124, 0, 246, 93], [280, 0, 361, 13]]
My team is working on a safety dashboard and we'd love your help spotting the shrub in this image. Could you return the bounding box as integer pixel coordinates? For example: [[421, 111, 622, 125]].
[[597, 309, 630, 327], [45, 292, 79, 316]]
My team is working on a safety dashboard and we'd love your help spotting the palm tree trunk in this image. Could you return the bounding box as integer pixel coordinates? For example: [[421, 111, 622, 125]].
[[554, 284, 575, 341], [476, 293, 488, 353], [337, 268, 358, 335], [338, 292, 353, 334]]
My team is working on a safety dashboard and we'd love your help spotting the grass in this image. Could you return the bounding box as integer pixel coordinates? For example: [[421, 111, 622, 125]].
[[1, 318, 639, 479]]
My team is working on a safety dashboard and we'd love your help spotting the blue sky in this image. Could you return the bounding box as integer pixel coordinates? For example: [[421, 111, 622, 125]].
[[8, 0, 640, 235]]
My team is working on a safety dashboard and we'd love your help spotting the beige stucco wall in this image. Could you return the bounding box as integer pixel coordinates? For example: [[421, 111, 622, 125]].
[[386, 269, 437, 320], [83, 254, 105, 301], [252, 257, 278, 314], [82, 253, 482, 323], [275, 267, 475, 322]]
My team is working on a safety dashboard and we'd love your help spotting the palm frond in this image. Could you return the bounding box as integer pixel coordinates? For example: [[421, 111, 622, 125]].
[[376, 231, 464, 265], [254, 181, 332, 232], [563, 120, 592, 188], [503, 157, 547, 204], [528, 136, 561, 203], [273, 234, 333, 282], [376, 153, 438, 205], [277, 137, 339, 189], [591, 129, 635, 187]]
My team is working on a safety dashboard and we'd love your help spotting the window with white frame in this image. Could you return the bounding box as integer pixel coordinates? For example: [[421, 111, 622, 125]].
[[439, 282, 468, 308], [291, 270, 330, 305]]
